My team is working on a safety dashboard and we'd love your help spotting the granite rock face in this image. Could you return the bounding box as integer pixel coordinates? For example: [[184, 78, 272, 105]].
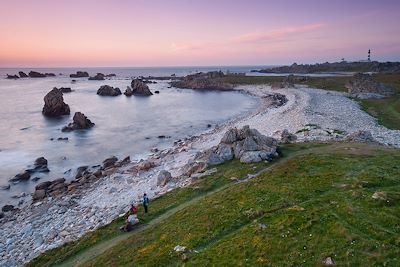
[[42, 88, 70, 117]]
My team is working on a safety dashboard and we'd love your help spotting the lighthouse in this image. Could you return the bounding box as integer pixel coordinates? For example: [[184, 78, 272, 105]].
[[368, 49, 371, 62]]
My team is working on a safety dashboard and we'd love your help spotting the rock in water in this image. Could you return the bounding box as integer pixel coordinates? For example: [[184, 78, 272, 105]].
[[97, 85, 122, 96], [6, 74, 19, 79], [58, 87, 72, 93], [131, 79, 153, 96], [18, 71, 28, 78], [42, 88, 70, 117], [70, 71, 89, 78], [88, 73, 105, 80], [62, 112, 95, 132], [29, 71, 46, 78], [124, 86, 133, 97], [9, 171, 31, 182]]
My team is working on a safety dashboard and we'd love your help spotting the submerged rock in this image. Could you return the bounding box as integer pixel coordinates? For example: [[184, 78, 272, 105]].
[[131, 79, 153, 96], [42, 88, 70, 117], [97, 85, 122, 96], [62, 112, 95, 132]]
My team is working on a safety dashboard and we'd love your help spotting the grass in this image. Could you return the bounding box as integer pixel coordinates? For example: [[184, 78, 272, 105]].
[[28, 142, 400, 266]]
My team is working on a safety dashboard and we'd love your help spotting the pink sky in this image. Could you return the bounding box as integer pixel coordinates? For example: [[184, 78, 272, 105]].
[[0, 0, 399, 67]]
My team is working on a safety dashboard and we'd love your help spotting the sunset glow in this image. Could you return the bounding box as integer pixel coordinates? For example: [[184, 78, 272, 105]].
[[1, 0, 399, 67]]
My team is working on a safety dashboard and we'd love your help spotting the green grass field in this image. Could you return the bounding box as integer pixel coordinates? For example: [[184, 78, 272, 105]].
[[28, 142, 400, 266]]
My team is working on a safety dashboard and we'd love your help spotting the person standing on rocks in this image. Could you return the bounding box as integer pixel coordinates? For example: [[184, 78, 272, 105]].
[[142, 193, 149, 213]]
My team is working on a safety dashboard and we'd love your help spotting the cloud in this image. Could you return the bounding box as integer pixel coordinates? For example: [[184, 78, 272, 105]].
[[172, 23, 326, 52]]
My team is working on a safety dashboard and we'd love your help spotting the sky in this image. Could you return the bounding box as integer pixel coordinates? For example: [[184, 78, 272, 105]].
[[0, 0, 399, 67]]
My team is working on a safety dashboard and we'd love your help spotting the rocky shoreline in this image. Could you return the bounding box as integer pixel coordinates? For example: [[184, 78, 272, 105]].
[[1, 83, 400, 266]]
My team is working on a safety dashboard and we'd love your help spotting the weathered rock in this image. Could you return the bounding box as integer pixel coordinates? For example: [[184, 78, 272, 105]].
[[97, 85, 122, 96], [347, 130, 375, 143], [157, 170, 172, 186], [27, 157, 49, 173], [281, 129, 297, 143], [137, 160, 156, 171], [18, 71, 28, 78], [6, 74, 19, 79], [32, 189, 46, 201], [183, 161, 208, 176], [70, 71, 89, 78], [103, 156, 118, 169], [131, 79, 153, 96], [35, 181, 52, 190], [58, 87, 72, 93], [124, 86, 133, 96], [88, 73, 105, 80], [34, 157, 48, 167], [10, 171, 31, 182], [42, 88, 70, 117], [346, 73, 395, 99], [171, 71, 233, 90], [29, 71, 47, 78], [120, 156, 131, 165], [2, 205, 14, 212], [62, 112, 95, 132]]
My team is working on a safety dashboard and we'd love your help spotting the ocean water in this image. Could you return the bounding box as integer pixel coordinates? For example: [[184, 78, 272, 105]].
[[0, 66, 264, 206]]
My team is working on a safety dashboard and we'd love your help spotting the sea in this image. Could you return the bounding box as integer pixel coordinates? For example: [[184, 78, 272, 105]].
[[0, 66, 272, 206]]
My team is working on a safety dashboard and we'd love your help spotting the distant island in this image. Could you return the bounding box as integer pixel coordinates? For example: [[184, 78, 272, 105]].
[[254, 61, 400, 74]]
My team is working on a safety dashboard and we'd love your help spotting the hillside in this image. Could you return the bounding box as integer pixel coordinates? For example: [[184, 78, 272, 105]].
[[28, 142, 400, 266]]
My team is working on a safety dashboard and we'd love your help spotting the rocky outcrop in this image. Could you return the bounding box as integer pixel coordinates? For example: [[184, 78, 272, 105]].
[[19, 71, 28, 78], [88, 73, 105, 80], [96, 85, 122, 96], [131, 79, 153, 96], [26, 157, 49, 173], [42, 88, 70, 117], [32, 178, 67, 201], [62, 112, 95, 132], [29, 71, 47, 78], [6, 74, 19, 79], [103, 156, 118, 169], [271, 75, 308, 89], [171, 71, 233, 90], [195, 126, 278, 166], [281, 129, 297, 143], [346, 73, 395, 99], [70, 71, 89, 78]]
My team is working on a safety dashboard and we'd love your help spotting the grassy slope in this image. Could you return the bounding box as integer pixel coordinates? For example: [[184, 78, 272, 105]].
[[75, 143, 400, 267]]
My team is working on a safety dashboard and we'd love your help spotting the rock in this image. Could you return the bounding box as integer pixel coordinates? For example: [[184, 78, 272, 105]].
[[120, 156, 131, 165], [0, 184, 10, 190], [322, 257, 335, 266], [97, 85, 122, 96], [137, 160, 156, 171], [32, 189, 46, 201], [89, 73, 105, 80], [10, 171, 31, 182], [221, 128, 239, 144], [62, 112, 95, 132], [75, 166, 88, 179], [45, 73, 56, 77], [51, 178, 66, 185], [31, 176, 41, 182], [183, 161, 208, 176], [109, 187, 117, 193], [157, 170, 172, 186], [18, 71, 28, 78], [28, 71, 46, 78], [372, 191, 388, 201], [346, 73, 395, 99], [124, 86, 133, 96], [105, 73, 116, 77], [70, 71, 89, 78], [0, 212, 4, 219], [34, 157, 48, 167], [347, 130, 375, 143], [154, 90, 160, 94], [171, 71, 233, 90], [103, 156, 118, 169], [281, 129, 297, 143], [131, 79, 153, 96], [2, 205, 14, 212], [173, 245, 186, 252], [6, 74, 19, 79], [42, 88, 70, 117], [35, 181, 52, 190], [58, 87, 72, 93]]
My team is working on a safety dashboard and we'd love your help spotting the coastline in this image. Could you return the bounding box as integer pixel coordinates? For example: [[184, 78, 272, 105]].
[[1, 84, 400, 266]]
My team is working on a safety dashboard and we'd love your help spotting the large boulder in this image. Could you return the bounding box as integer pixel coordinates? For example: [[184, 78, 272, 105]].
[[346, 73, 395, 99], [281, 129, 297, 144], [197, 126, 278, 165], [124, 86, 133, 97], [157, 170, 172, 186], [70, 71, 89, 78], [89, 73, 105, 80], [97, 85, 122, 96], [42, 88, 70, 117], [27, 157, 49, 173], [62, 112, 95, 132], [131, 79, 153, 96]]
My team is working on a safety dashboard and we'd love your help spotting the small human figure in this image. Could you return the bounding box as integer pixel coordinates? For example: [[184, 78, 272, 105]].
[[143, 193, 149, 213], [130, 204, 138, 215]]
